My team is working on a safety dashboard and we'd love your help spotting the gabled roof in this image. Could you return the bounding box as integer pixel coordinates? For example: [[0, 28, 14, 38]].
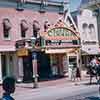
[[42, 19, 80, 40]]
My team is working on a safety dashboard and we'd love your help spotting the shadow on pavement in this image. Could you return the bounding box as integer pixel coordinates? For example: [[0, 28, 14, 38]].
[[84, 96, 100, 100], [83, 82, 98, 86]]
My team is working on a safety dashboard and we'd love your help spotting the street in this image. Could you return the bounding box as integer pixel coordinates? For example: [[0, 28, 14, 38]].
[[0, 78, 100, 100], [13, 79, 100, 100]]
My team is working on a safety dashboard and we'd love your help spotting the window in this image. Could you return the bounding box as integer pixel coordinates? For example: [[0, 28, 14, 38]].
[[3, 18, 11, 39], [33, 20, 40, 38], [44, 21, 50, 32], [16, 0, 25, 11], [89, 24, 95, 34], [39, 0, 47, 13], [20, 20, 28, 38], [82, 23, 88, 38], [82, 23, 88, 30], [59, 2, 64, 14]]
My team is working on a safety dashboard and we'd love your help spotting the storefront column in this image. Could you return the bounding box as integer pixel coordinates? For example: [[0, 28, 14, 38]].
[[67, 55, 72, 80], [58, 55, 63, 76], [77, 52, 79, 68], [0, 53, 2, 84], [6, 54, 10, 76], [17, 57, 23, 82], [32, 51, 38, 88], [63, 54, 68, 77], [50, 55, 53, 75], [77, 49, 82, 68]]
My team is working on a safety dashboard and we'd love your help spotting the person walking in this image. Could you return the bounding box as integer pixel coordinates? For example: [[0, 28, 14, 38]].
[[76, 67, 81, 81], [71, 63, 77, 81], [1, 77, 16, 100]]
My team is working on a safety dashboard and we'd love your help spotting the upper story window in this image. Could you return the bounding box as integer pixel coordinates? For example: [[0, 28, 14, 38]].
[[3, 18, 11, 39], [33, 20, 40, 38], [44, 21, 50, 32], [20, 20, 28, 38], [16, 0, 25, 11], [59, 2, 64, 14], [82, 23, 88, 33], [89, 24, 95, 34], [39, 0, 47, 13]]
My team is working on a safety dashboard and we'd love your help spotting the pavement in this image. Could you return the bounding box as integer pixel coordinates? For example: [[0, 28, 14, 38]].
[[0, 76, 92, 99], [16, 76, 90, 89], [13, 77, 99, 100]]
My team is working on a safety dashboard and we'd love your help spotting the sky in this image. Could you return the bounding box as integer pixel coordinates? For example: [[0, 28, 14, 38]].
[[70, 0, 81, 11], [49, 0, 82, 11]]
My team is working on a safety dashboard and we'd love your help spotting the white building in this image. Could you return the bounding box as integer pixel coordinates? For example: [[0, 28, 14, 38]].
[[70, 0, 100, 71], [77, 9, 99, 69]]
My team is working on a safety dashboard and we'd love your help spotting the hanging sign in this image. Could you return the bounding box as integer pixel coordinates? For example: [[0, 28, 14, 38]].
[[16, 48, 28, 57]]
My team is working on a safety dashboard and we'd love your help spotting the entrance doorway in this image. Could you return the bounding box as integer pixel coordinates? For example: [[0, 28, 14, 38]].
[[23, 53, 33, 82], [37, 52, 51, 81], [68, 56, 77, 80], [69, 56, 77, 66], [50, 54, 65, 77]]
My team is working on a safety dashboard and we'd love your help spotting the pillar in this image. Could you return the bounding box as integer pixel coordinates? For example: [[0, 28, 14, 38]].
[[50, 55, 52, 75], [6, 54, 10, 76], [58, 55, 63, 76], [67, 55, 72, 80], [63, 54, 68, 77], [32, 51, 38, 88], [77, 51, 80, 68], [0, 53, 2, 84], [17, 57, 23, 82]]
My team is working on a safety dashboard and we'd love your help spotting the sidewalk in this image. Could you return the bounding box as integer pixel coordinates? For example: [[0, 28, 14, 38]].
[[0, 76, 92, 97], [16, 76, 90, 89]]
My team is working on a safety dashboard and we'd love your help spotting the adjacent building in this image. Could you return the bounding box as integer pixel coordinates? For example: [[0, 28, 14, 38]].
[[71, 0, 100, 70]]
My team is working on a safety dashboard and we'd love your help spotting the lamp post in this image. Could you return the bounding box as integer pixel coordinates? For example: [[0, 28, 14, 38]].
[[32, 51, 38, 88], [31, 37, 38, 88]]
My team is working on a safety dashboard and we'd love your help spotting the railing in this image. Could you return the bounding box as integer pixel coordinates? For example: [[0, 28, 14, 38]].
[[15, 36, 46, 49], [26, 0, 65, 6]]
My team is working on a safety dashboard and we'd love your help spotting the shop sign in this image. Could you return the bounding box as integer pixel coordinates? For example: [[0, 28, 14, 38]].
[[45, 49, 74, 54], [48, 27, 75, 37], [82, 40, 97, 45], [16, 48, 28, 57]]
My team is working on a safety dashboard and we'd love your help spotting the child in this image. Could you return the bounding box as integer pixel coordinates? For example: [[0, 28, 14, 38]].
[[2, 77, 16, 100]]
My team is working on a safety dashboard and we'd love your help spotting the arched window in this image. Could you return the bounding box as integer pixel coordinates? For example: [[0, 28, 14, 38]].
[[3, 18, 11, 38], [20, 20, 28, 38], [82, 23, 88, 33], [89, 24, 95, 34], [33, 20, 40, 38], [82, 23, 88, 29]]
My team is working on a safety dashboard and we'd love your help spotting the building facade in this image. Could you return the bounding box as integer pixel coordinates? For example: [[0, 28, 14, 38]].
[[80, 0, 100, 44], [77, 9, 99, 69], [0, 0, 80, 83], [16, 18, 80, 82], [0, 0, 65, 83]]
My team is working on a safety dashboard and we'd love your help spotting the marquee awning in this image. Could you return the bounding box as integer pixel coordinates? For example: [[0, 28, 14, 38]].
[[45, 48, 78, 54]]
